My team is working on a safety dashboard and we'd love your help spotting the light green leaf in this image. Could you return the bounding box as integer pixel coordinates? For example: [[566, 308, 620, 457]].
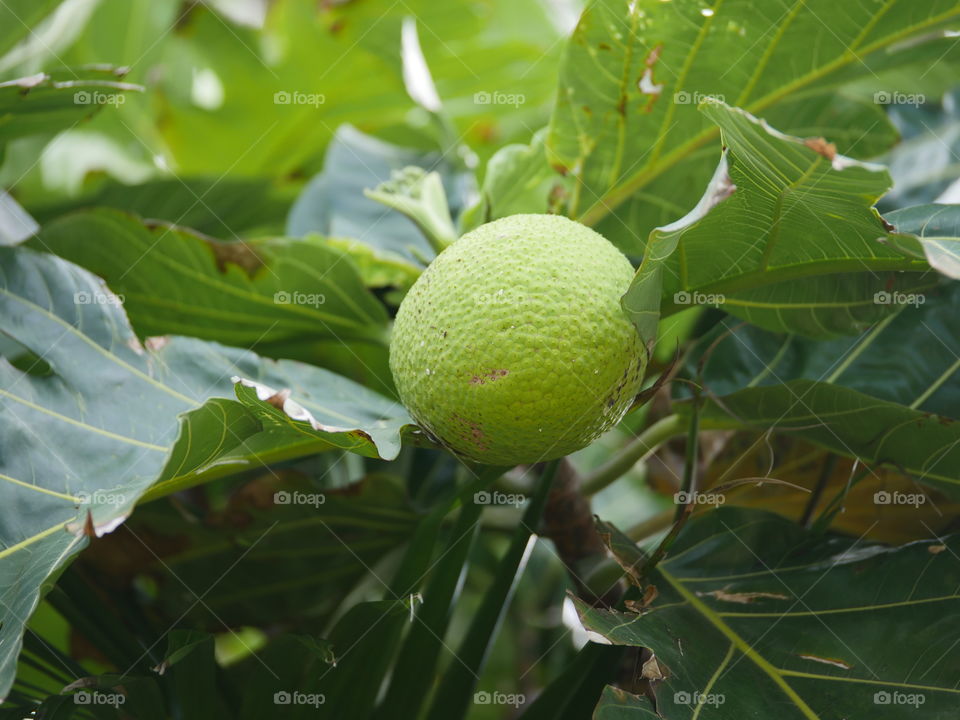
[[549, 0, 960, 245], [0, 0, 61, 59], [0, 68, 141, 149], [622, 102, 928, 347]]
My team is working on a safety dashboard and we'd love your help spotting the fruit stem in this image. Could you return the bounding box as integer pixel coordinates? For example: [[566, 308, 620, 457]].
[[580, 414, 684, 496]]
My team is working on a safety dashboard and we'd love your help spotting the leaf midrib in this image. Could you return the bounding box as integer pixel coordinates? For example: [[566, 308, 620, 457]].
[[659, 565, 823, 720]]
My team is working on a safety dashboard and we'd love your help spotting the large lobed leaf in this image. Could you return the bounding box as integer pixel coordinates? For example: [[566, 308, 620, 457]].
[[549, 0, 960, 245], [0, 246, 412, 701], [622, 101, 933, 349], [585, 508, 960, 718]]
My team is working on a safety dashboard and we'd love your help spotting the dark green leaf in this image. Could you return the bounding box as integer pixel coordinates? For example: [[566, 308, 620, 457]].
[[581, 509, 960, 719]]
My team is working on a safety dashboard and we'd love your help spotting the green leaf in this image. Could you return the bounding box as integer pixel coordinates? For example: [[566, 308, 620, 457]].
[[886, 204, 960, 279], [0, 69, 141, 149], [231, 372, 413, 462], [364, 167, 458, 255], [117, 472, 417, 634], [33, 208, 389, 351], [378, 482, 486, 718], [0, 0, 61, 59], [709, 272, 940, 339], [549, 0, 960, 241], [159, 632, 230, 720], [0, 246, 412, 701], [581, 508, 960, 719], [688, 379, 960, 497], [518, 643, 626, 720], [311, 601, 408, 720], [621, 102, 928, 348], [425, 461, 560, 720], [227, 633, 337, 720], [150, 0, 564, 178]]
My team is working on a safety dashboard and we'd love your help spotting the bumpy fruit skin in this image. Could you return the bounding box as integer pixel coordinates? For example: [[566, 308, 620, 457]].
[[390, 214, 645, 466]]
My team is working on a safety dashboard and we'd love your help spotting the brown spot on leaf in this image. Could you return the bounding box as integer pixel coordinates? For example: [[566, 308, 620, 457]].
[[82, 510, 96, 538], [203, 238, 264, 276], [804, 137, 837, 161], [641, 654, 668, 682], [929, 544, 947, 554], [144, 336, 168, 352], [799, 654, 853, 670], [266, 388, 292, 409], [637, 44, 664, 113], [645, 44, 663, 68], [698, 588, 790, 604]]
